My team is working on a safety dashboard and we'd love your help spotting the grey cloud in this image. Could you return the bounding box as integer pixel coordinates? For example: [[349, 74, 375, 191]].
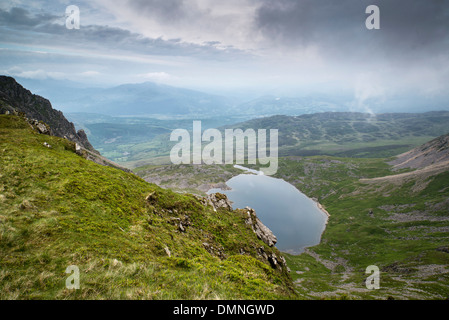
[[380, 1, 449, 52], [255, 0, 449, 60], [126, 0, 203, 25], [0, 6, 61, 28], [0, 7, 248, 60], [256, 0, 361, 45]]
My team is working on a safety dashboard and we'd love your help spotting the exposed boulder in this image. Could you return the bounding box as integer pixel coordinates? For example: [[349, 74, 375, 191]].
[[207, 192, 233, 211], [202, 242, 227, 259], [28, 119, 51, 135], [257, 245, 288, 271], [75, 143, 82, 155]]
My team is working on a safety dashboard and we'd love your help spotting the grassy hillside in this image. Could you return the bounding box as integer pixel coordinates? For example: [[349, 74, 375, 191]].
[[88, 111, 449, 169], [135, 154, 449, 299], [226, 111, 449, 158], [66, 114, 251, 168], [275, 156, 449, 299], [0, 114, 294, 299]]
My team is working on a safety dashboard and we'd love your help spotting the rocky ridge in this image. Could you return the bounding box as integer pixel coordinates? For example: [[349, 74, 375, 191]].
[[389, 133, 449, 170], [0, 76, 131, 173], [360, 132, 449, 186], [0, 75, 96, 152]]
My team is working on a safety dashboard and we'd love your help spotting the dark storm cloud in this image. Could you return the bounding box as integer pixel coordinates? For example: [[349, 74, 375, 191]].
[[255, 0, 449, 60]]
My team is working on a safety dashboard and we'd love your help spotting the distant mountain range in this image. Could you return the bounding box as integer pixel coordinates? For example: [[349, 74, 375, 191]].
[[81, 110, 449, 169], [14, 77, 449, 119], [0, 76, 96, 152], [6, 75, 449, 168], [15, 78, 236, 118], [0, 76, 131, 172]]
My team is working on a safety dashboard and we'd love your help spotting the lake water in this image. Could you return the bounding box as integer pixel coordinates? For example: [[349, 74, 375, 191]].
[[208, 167, 328, 254]]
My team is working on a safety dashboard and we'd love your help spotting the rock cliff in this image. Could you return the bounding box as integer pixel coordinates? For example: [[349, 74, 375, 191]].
[[0, 75, 97, 153], [0, 76, 132, 172]]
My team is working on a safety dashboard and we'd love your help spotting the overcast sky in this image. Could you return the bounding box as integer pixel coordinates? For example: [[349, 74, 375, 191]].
[[1, 0, 449, 106]]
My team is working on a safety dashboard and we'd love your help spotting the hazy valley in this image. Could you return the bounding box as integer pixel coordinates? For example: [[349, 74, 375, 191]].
[[1, 76, 448, 300]]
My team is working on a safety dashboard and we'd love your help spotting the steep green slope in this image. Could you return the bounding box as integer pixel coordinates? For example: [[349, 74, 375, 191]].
[[0, 115, 294, 299]]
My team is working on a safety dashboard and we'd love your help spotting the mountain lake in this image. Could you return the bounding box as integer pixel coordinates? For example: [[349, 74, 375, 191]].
[[208, 166, 328, 254]]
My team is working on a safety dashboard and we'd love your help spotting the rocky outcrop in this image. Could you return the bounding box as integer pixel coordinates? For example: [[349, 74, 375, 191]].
[[0, 75, 97, 153], [243, 207, 277, 247], [205, 193, 277, 247], [202, 242, 227, 260], [27, 118, 51, 135], [184, 192, 287, 270], [0, 76, 133, 173], [206, 192, 233, 211]]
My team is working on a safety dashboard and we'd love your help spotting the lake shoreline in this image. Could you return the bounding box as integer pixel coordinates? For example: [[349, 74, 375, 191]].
[[209, 166, 328, 254], [311, 197, 331, 225], [232, 165, 331, 225]]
